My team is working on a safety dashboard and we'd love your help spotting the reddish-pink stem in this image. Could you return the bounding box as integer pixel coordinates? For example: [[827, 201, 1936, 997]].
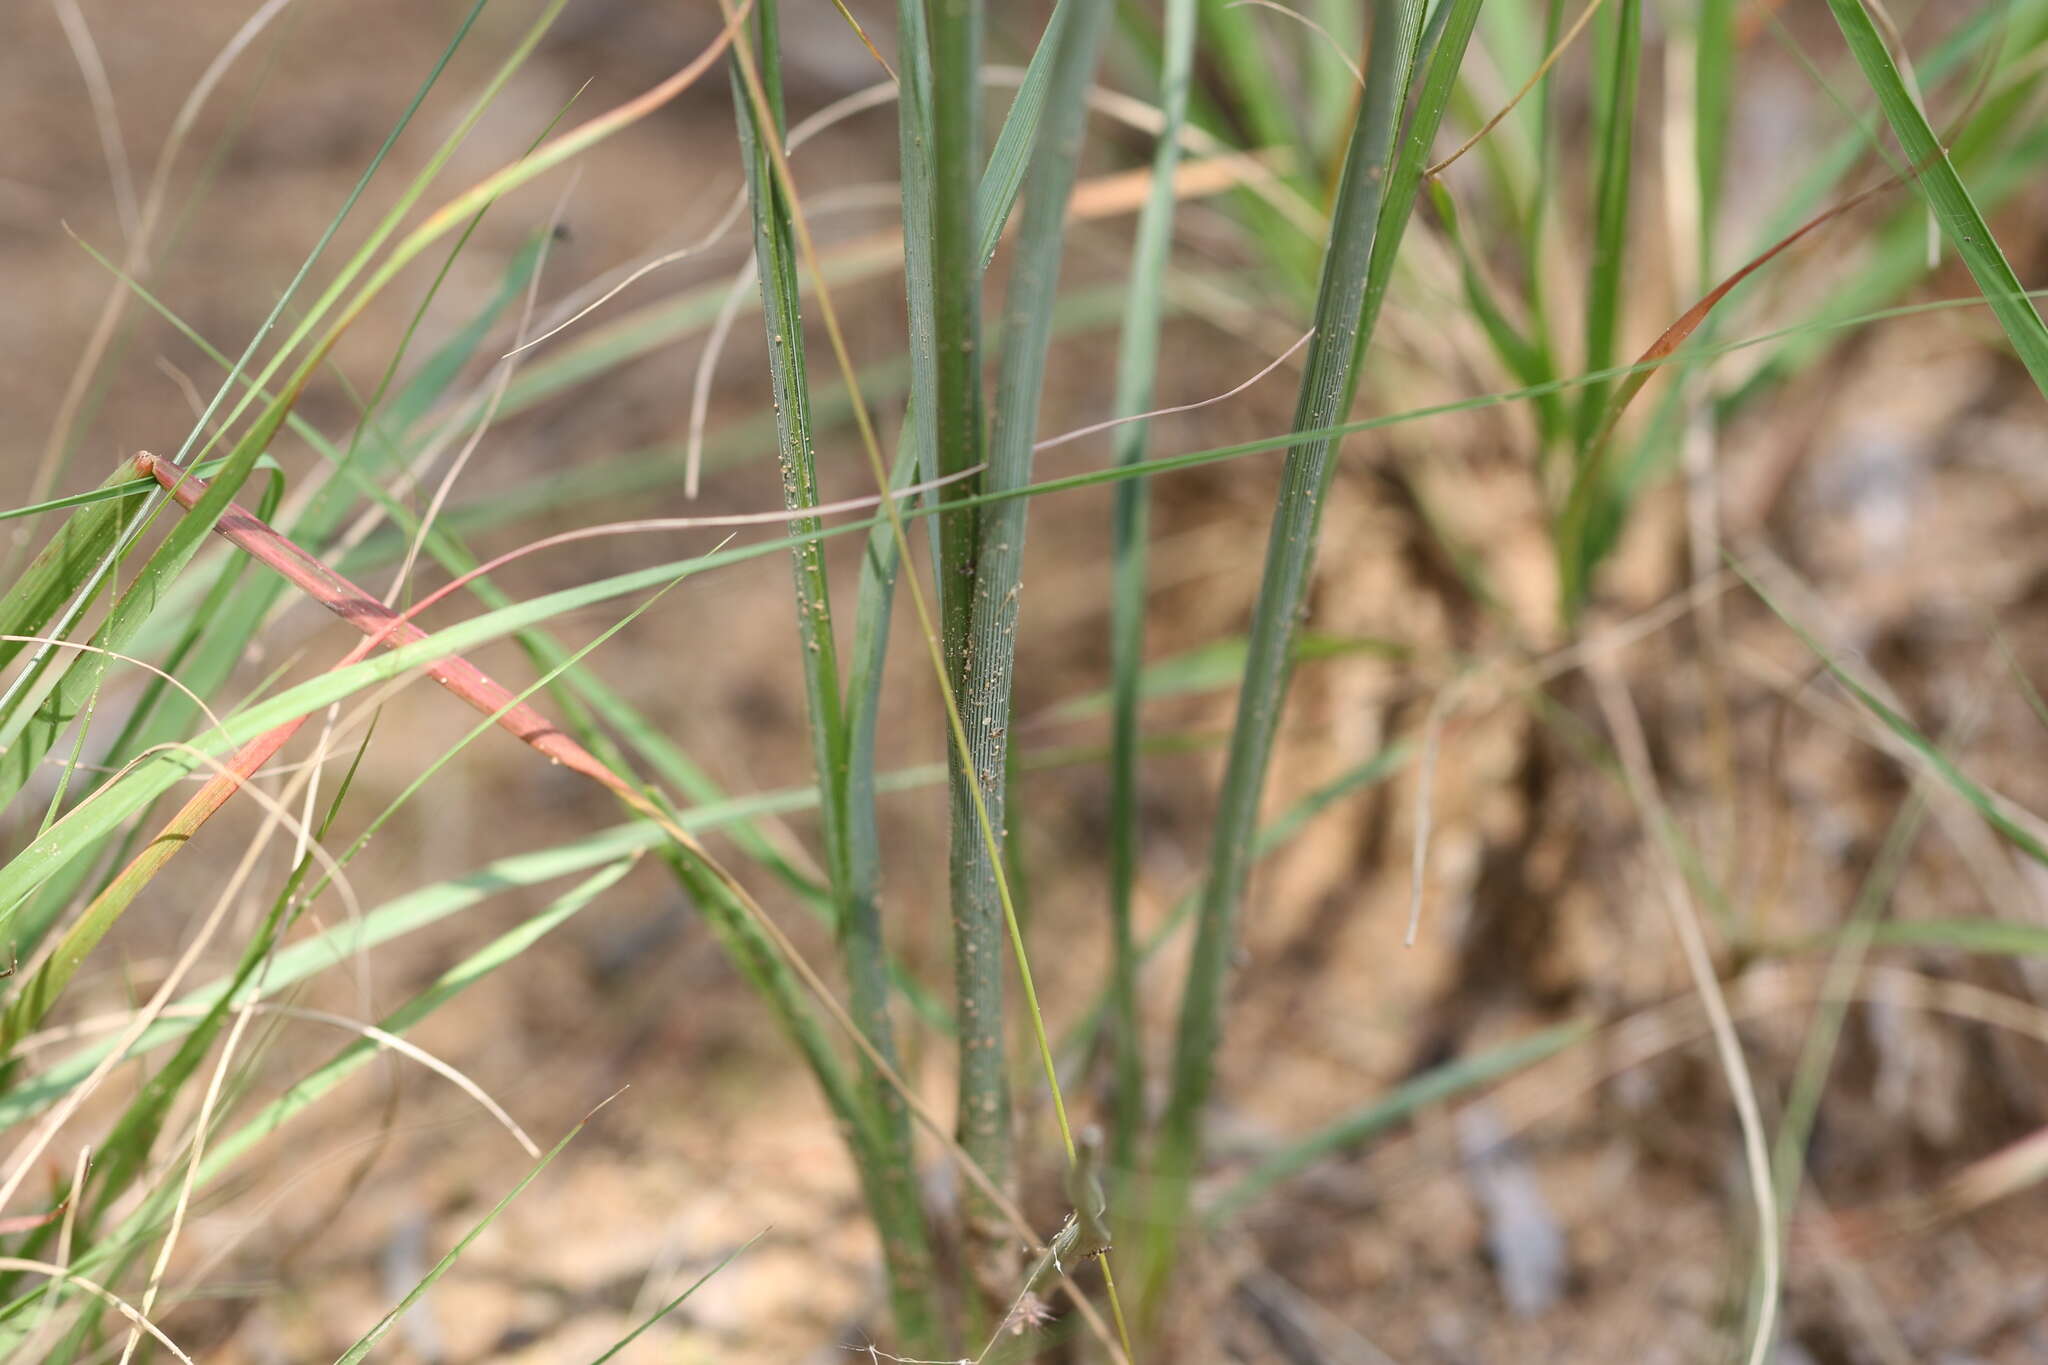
[[136, 453, 639, 806]]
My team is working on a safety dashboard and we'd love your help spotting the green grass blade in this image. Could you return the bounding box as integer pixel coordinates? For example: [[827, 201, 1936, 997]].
[[0, 837, 655, 1134], [1719, 5, 2037, 398], [1742, 566, 2048, 869], [1067, 631, 1403, 719], [924, 0, 1001, 1300], [584, 1232, 762, 1363], [1059, 740, 1415, 1075], [839, 438, 937, 1338], [1760, 792, 1927, 1343], [974, 0, 1072, 268], [928, 0, 987, 684], [68, 780, 369, 1253], [1360, 0, 1489, 346], [729, 6, 939, 1345], [1696, 0, 1736, 275], [0, 724, 1157, 1141], [11, 276, 2029, 937], [1854, 919, 2048, 956], [1145, 0, 1432, 1317], [1570, 0, 1641, 460], [1428, 177, 1556, 399], [1206, 1020, 1596, 1222], [331, 1119, 592, 1364], [1304, 0, 1365, 154], [895, 0, 940, 496], [1102, 0, 1197, 1186], [181, 0, 565, 475], [0, 536, 716, 923], [0, 0, 522, 813], [729, 5, 853, 906], [22, 859, 630, 1332], [0, 392, 279, 815], [1824, 0, 2048, 395], [0, 465, 152, 681], [167, 0, 500, 472], [946, 0, 1114, 1305], [54, 248, 839, 920], [1197, 0, 1303, 156]]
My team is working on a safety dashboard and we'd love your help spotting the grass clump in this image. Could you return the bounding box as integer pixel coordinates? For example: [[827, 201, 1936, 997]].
[[7, 1, 2048, 1361]]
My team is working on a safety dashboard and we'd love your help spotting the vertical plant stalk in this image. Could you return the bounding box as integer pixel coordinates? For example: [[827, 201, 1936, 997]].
[[714, 4, 1132, 1351], [950, 0, 1114, 1309], [923, 0, 1012, 1296], [1527, 0, 1569, 474], [1694, 0, 1735, 282], [1104, 0, 1198, 1187], [727, 7, 939, 1347], [1143, 0, 1481, 1317], [1570, 0, 1642, 458], [1557, 0, 1641, 616], [928, 0, 986, 665], [947, 0, 1114, 1307]]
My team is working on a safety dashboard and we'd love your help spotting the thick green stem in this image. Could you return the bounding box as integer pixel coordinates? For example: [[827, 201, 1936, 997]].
[[923, 0, 1012, 1302], [946, 0, 1113, 1308], [928, 0, 986, 671]]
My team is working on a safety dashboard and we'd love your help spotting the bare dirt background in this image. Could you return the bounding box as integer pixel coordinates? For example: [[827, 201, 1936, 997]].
[[7, 2, 2048, 1362]]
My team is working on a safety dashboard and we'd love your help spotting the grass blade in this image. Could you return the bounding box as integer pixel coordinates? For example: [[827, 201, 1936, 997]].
[[0, 466, 153, 682], [1145, 0, 1433, 1316], [1197, 0, 1303, 156], [584, 1231, 763, 1363], [974, 0, 1072, 268], [924, 0, 1006, 1299], [1825, 0, 2048, 395], [1855, 919, 2048, 956], [22, 857, 632, 1344], [1741, 564, 2048, 869], [1570, 0, 1641, 459], [0, 0, 532, 816], [1102, 0, 1198, 1188], [331, 1113, 594, 1365], [1206, 1020, 1595, 1221], [947, 0, 1114, 1308], [1695, 0, 1736, 276], [728, 6, 940, 1346]]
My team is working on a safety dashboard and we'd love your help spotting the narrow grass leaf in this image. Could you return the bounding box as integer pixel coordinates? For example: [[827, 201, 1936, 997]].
[[0, 465, 153, 680], [1056, 631, 1402, 720], [330, 1116, 595, 1364], [1742, 566, 2048, 869], [1103, 0, 1198, 1182], [728, 6, 939, 1343], [0, 0, 535, 812], [27, 860, 630, 1327], [1826, 0, 2048, 396], [1856, 918, 2048, 957], [584, 1231, 764, 1363], [974, 0, 1073, 268], [1207, 1020, 1596, 1221], [1147, 0, 1435, 1312], [944, 0, 1115, 1306], [1571, 0, 1641, 457]]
